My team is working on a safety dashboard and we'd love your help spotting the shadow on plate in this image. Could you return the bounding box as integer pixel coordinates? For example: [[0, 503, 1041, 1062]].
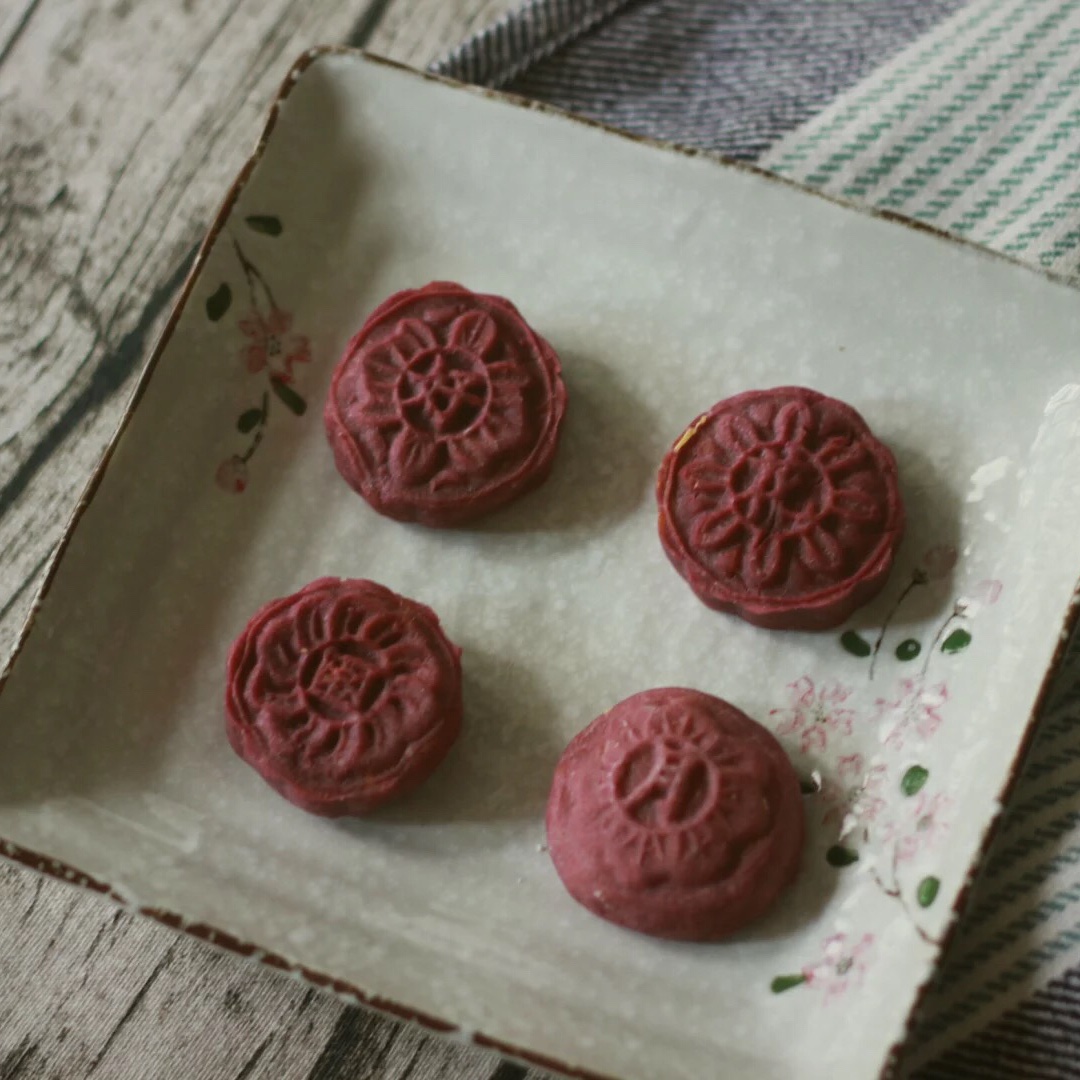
[[728, 834, 842, 947], [833, 433, 965, 655], [450, 348, 658, 548], [335, 642, 565, 834]]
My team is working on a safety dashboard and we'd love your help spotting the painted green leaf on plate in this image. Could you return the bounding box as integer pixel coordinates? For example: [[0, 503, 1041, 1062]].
[[826, 845, 859, 867], [245, 214, 283, 236], [237, 408, 263, 433], [942, 628, 972, 654], [917, 876, 940, 907], [271, 377, 306, 416], [206, 283, 231, 321], [840, 630, 872, 658], [901, 765, 929, 797], [770, 974, 807, 994], [896, 638, 921, 661]]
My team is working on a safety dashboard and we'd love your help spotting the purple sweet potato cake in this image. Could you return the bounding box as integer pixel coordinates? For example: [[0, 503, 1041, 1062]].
[[225, 577, 462, 816], [546, 687, 804, 941], [325, 282, 567, 526], [657, 387, 904, 631]]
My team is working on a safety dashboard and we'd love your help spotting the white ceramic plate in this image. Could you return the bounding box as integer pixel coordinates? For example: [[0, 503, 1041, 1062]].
[[2, 49, 1080, 1080]]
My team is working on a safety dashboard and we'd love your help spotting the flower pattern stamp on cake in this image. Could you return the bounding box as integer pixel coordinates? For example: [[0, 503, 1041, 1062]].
[[225, 577, 462, 817], [547, 687, 804, 941], [658, 387, 904, 630], [325, 282, 568, 526]]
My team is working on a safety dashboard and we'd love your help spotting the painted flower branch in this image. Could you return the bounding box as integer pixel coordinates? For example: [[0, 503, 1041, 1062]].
[[209, 215, 312, 493], [771, 560, 1003, 996], [861, 544, 957, 677], [772, 932, 875, 998], [869, 786, 946, 948]]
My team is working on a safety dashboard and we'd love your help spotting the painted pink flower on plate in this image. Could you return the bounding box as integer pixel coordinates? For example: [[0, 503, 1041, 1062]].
[[771, 675, 857, 754], [820, 754, 887, 829], [974, 579, 1004, 605], [889, 791, 953, 862], [215, 456, 248, 494], [876, 677, 948, 751], [802, 932, 874, 1000], [960, 578, 1004, 614], [239, 307, 311, 379]]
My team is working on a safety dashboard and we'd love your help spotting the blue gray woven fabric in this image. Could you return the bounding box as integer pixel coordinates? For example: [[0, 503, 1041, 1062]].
[[434, 0, 970, 159], [435, 4, 1080, 1077]]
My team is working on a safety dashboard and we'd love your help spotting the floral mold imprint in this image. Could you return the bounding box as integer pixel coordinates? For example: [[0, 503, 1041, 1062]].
[[657, 386, 904, 631], [324, 281, 569, 527], [224, 577, 463, 817], [546, 687, 805, 942]]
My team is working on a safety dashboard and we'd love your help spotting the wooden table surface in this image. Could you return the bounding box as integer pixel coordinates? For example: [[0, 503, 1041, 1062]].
[[0, 2, 559, 1076]]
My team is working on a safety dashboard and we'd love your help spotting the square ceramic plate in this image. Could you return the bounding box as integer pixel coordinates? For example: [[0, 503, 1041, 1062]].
[[2, 49, 1080, 1080]]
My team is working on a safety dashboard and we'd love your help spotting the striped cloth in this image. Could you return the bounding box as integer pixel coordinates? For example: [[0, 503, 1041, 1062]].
[[763, 0, 1080, 281], [435, 3, 1080, 1076]]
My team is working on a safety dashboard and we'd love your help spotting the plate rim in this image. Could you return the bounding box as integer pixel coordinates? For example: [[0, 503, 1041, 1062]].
[[2, 45, 1078, 1080]]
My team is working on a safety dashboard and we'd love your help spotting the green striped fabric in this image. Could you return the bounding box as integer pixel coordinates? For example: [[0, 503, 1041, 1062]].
[[764, 3, 1080, 1065], [762, 0, 1080, 278]]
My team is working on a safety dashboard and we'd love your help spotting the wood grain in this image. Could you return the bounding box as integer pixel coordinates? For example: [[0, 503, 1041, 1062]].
[[0, 0, 543, 1077], [0, 0, 371, 656]]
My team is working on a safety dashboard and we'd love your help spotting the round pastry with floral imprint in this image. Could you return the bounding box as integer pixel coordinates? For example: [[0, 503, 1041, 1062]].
[[657, 386, 904, 631], [225, 577, 462, 817], [325, 282, 568, 526], [546, 688, 804, 940]]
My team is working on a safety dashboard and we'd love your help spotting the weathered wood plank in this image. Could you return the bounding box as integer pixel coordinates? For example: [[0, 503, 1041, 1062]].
[[0, 855, 549, 1078], [0, 0, 41, 66], [0, 0, 377, 656], [0, 0, 557, 1075], [0, 866, 344, 1078]]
